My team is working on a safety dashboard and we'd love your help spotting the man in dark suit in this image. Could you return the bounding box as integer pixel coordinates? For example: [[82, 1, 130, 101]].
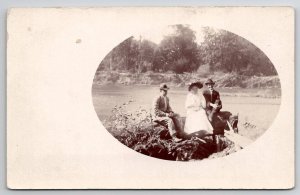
[[152, 83, 183, 139], [202, 79, 222, 122]]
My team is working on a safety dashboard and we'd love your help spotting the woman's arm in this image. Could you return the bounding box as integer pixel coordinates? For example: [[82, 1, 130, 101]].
[[201, 95, 207, 109]]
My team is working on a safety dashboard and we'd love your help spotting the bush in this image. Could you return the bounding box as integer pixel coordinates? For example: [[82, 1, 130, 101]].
[[104, 100, 236, 161]]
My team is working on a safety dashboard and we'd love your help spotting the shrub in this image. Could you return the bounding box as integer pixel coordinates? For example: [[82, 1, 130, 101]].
[[104, 100, 236, 161]]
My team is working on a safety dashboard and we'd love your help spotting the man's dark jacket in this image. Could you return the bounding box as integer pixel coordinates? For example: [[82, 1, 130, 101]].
[[202, 89, 222, 111]]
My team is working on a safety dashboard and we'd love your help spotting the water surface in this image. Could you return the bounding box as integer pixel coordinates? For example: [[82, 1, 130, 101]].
[[92, 85, 281, 140]]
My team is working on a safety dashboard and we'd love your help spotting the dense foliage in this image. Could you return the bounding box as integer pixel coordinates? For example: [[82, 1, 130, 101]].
[[104, 100, 236, 161], [98, 25, 277, 76]]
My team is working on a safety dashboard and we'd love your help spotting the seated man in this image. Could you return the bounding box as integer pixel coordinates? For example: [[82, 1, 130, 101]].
[[202, 79, 222, 123], [152, 83, 183, 139]]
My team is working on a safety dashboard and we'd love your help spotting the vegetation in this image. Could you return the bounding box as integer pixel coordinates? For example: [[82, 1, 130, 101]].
[[96, 25, 280, 160], [97, 25, 278, 76], [104, 100, 237, 161], [93, 71, 281, 90]]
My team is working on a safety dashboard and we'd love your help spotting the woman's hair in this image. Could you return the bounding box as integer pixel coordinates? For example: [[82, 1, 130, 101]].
[[188, 82, 203, 91]]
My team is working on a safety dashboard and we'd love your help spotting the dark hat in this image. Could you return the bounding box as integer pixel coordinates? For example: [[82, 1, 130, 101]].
[[204, 79, 215, 85], [159, 83, 170, 91], [188, 82, 203, 91]]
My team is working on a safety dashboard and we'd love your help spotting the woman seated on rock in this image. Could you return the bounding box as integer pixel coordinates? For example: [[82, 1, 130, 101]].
[[184, 82, 213, 138]]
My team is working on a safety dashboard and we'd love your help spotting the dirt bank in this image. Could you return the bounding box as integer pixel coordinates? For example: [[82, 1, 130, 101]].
[[93, 71, 281, 89]]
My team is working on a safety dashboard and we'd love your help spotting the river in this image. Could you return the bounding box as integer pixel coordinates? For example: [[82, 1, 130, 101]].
[[92, 85, 281, 140]]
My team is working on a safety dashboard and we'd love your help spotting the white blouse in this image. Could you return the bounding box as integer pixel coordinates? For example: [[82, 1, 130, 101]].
[[185, 92, 207, 113]]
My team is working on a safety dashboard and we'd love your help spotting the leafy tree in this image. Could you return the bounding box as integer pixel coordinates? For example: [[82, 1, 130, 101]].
[[98, 26, 278, 76], [154, 24, 200, 73], [199, 27, 277, 76]]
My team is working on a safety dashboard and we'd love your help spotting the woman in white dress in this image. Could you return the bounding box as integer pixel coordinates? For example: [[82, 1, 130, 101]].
[[184, 82, 213, 136]]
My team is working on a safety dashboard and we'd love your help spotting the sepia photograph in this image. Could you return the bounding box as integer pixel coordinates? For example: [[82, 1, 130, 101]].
[[92, 25, 281, 161], [7, 7, 294, 189]]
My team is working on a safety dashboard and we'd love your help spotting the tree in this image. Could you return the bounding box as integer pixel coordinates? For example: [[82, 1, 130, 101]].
[[199, 27, 277, 76], [154, 24, 201, 73], [98, 26, 278, 76]]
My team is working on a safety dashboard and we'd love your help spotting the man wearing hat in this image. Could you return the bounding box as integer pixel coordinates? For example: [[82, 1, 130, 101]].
[[152, 83, 183, 139], [202, 79, 222, 122]]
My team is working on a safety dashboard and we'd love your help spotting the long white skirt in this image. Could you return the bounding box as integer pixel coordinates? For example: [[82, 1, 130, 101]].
[[184, 109, 213, 134]]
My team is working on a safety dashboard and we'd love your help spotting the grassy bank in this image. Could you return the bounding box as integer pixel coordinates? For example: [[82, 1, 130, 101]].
[[93, 71, 281, 89]]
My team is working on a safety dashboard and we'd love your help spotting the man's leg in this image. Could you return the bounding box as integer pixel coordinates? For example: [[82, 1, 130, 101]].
[[166, 117, 176, 137], [170, 113, 185, 138], [210, 108, 221, 122], [207, 109, 213, 122], [153, 117, 167, 126], [155, 115, 183, 139]]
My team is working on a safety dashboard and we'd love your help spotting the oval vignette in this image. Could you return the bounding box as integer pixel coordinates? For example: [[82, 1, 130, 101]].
[[92, 25, 281, 161]]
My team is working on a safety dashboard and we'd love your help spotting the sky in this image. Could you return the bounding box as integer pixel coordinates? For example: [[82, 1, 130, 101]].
[[133, 24, 209, 45]]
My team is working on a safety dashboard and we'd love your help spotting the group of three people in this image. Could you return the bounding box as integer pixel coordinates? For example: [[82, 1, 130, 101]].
[[153, 79, 222, 139]]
